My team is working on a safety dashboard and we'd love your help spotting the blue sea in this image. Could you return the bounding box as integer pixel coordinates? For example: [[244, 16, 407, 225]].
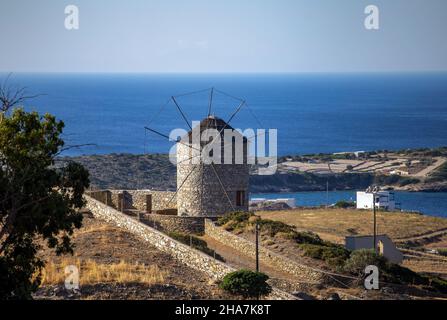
[[4, 72, 447, 217], [251, 191, 447, 218], [6, 72, 447, 156]]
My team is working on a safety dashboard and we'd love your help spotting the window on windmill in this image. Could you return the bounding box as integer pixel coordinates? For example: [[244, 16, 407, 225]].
[[236, 190, 246, 206]]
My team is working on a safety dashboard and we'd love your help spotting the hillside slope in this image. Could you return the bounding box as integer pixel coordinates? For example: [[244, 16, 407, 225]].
[[60, 153, 447, 192], [35, 213, 231, 300]]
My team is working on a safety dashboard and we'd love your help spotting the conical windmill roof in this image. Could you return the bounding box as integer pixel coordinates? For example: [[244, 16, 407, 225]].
[[183, 115, 247, 142]]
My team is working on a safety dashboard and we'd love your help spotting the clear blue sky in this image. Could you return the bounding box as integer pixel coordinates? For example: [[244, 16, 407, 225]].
[[1, 0, 446, 73]]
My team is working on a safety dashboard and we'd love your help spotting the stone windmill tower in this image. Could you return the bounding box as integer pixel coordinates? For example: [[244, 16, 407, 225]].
[[176, 115, 249, 217], [145, 88, 252, 217]]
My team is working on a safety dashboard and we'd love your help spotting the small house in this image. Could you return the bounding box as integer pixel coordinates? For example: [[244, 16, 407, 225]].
[[345, 234, 403, 264], [356, 190, 397, 211]]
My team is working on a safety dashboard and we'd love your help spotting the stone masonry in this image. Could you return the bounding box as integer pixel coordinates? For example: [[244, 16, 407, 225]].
[[84, 195, 296, 300], [204, 219, 326, 284], [176, 116, 249, 217], [88, 190, 176, 213], [141, 214, 207, 234]]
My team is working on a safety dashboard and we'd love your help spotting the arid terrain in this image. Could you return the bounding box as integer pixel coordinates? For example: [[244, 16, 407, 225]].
[[34, 213, 232, 300], [276, 148, 447, 192], [279, 154, 445, 177], [258, 208, 447, 243], [257, 208, 447, 279], [39, 147, 447, 300], [33, 206, 447, 300], [207, 210, 447, 300]]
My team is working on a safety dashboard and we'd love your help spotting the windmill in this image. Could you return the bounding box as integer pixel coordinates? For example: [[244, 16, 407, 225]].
[[144, 88, 260, 217]]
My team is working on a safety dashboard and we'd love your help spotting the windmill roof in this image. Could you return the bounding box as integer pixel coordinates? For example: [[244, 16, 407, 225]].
[[183, 116, 247, 141]]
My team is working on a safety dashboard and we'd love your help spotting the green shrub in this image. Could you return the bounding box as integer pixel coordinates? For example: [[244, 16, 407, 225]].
[[167, 232, 225, 262], [293, 231, 323, 245], [342, 250, 447, 293], [427, 162, 447, 182], [382, 263, 447, 293], [334, 200, 355, 209], [425, 276, 447, 294], [437, 248, 447, 257], [343, 249, 388, 276], [300, 243, 350, 268], [300, 244, 325, 259], [219, 269, 272, 298], [217, 211, 253, 230], [398, 178, 420, 186], [374, 174, 401, 185], [382, 262, 425, 285], [257, 219, 296, 237], [257, 219, 323, 245], [381, 261, 447, 293]]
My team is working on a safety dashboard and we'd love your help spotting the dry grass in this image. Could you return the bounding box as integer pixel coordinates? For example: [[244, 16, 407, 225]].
[[35, 216, 233, 300], [258, 208, 447, 243], [402, 258, 447, 276], [41, 258, 167, 286], [425, 235, 447, 249], [73, 224, 118, 236]]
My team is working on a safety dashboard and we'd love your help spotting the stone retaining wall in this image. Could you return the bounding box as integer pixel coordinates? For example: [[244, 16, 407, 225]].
[[111, 190, 176, 211], [88, 190, 176, 212], [84, 195, 296, 300], [141, 214, 206, 234], [204, 219, 325, 284]]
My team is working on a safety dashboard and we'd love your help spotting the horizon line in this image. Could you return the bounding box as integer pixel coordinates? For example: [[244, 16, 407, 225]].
[[2, 70, 447, 75]]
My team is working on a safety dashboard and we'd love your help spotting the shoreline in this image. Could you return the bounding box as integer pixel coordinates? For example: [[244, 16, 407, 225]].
[[59, 150, 447, 193], [249, 190, 447, 218]]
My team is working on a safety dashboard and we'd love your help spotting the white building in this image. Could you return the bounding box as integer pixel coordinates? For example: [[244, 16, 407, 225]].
[[356, 191, 397, 211], [250, 198, 296, 208], [389, 169, 409, 176]]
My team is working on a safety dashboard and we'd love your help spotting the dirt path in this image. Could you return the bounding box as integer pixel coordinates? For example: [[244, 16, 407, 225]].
[[202, 235, 293, 280], [400, 248, 447, 262], [413, 157, 446, 177], [394, 228, 447, 243], [200, 234, 325, 294], [201, 235, 365, 300]]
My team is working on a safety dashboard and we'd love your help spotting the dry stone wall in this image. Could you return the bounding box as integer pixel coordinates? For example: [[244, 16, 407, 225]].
[[85, 195, 231, 278], [84, 195, 296, 300], [113, 190, 176, 211], [205, 219, 325, 284], [88, 190, 176, 212], [141, 214, 206, 234]]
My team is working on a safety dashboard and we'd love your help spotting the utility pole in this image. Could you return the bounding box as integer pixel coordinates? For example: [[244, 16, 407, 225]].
[[373, 192, 377, 253], [367, 185, 379, 254], [255, 220, 260, 272]]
